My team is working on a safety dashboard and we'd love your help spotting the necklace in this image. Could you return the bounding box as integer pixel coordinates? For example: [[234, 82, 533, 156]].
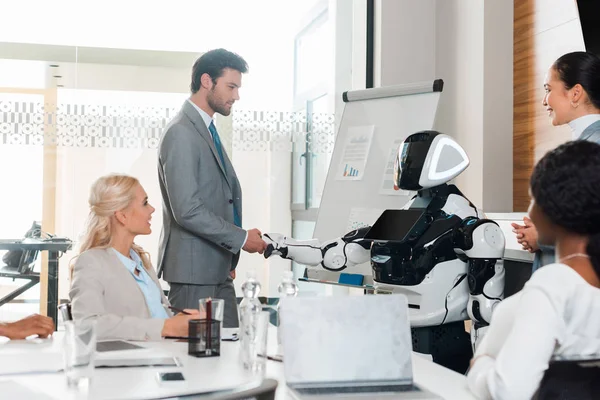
[[558, 253, 590, 263]]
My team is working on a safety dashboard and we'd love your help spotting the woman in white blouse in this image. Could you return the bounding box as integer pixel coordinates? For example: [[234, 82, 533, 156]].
[[513, 51, 600, 272], [467, 140, 600, 399]]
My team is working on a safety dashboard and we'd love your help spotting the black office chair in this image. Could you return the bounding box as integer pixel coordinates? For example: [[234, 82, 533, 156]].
[[57, 302, 73, 322], [534, 356, 600, 399], [161, 378, 278, 400]]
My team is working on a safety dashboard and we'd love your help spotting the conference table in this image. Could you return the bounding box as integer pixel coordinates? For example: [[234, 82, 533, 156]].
[[0, 328, 476, 399]]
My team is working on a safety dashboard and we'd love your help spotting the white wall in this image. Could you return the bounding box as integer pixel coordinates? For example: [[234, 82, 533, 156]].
[[373, 0, 513, 212], [434, 0, 485, 206], [435, 0, 513, 212], [481, 1, 513, 212], [374, 0, 436, 86]]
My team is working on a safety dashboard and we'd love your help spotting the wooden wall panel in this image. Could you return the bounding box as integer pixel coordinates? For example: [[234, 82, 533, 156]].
[[513, 0, 584, 211]]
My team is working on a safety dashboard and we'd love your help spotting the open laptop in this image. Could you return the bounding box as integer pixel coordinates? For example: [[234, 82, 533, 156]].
[[280, 294, 441, 399]]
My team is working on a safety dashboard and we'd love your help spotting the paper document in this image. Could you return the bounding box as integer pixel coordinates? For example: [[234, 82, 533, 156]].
[[222, 328, 238, 341], [380, 137, 409, 195], [336, 126, 374, 181]]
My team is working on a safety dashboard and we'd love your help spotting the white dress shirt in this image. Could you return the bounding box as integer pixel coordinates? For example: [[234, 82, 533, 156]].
[[186, 99, 247, 247], [187, 99, 214, 136], [467, 263, 600, 400], [568, 114, 600, 140]]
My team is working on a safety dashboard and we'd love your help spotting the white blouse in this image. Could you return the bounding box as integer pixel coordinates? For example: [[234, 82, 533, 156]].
[[467, 263, 600, 400], [568, 114, 600, 140]]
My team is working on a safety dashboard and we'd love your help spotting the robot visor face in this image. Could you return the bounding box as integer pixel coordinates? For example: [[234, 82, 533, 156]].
[[394, 131, 438, 191], [394, 131, 470, 190]]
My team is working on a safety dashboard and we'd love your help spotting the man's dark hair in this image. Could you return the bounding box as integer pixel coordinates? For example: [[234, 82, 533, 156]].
[[190, 49, 248, 94], [530, 140, 600, 276]]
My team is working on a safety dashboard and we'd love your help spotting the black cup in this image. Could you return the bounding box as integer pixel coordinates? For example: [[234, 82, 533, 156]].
[[188, 319, 220, 357]]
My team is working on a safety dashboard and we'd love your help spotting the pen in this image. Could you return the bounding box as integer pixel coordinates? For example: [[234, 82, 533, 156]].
[[168, 306, 192, 315], [206, 298, 212, 352]]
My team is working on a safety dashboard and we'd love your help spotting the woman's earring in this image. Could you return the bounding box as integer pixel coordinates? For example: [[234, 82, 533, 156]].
[[570, 101, 579, 108]]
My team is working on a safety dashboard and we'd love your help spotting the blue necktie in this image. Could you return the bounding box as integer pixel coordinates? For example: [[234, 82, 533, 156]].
[[209, 121, 241, 227]]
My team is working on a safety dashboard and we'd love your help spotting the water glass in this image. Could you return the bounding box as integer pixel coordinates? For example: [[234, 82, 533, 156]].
[[199, 298, 225, 322], [63, 320, 96, 388], [243, 310, 270, 376]]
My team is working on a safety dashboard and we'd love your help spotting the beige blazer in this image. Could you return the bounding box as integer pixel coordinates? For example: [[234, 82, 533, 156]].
[[69, 248, 172, 341]]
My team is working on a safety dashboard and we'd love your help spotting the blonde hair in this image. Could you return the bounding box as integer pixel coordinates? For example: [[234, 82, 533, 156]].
[[77, 174, 151, 270]]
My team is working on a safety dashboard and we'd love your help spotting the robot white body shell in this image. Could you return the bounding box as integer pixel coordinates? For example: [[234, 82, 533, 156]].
[[264, 131, 506, 351]]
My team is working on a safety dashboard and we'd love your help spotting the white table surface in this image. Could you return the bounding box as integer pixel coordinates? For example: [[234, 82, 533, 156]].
[[0, 328, 475, 400]]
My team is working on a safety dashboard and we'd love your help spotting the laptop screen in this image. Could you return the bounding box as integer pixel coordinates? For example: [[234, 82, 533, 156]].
[[280, 295, 413, 387]]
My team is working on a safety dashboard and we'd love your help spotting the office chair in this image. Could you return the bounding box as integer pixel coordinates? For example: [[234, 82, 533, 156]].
[[534, 356, 600, 400], [162, 378, 278, 400], [57, 302, 73, 322]]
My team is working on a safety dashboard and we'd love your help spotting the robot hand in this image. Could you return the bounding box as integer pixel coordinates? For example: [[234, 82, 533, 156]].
[[263, 227, 372, 272], [263, 234, 323, 266]]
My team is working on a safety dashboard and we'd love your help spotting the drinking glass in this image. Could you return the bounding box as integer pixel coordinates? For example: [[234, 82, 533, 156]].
[[63, 320, 96, 388]]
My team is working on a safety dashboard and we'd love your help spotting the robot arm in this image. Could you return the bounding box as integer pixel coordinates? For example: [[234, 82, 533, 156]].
[[263, 234, 323, 266], [454, 218, 506, 348], [263, 227, 372, 272]]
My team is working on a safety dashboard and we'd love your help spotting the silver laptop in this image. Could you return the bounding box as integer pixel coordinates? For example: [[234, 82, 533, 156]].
[[280, 294, 440, 399]]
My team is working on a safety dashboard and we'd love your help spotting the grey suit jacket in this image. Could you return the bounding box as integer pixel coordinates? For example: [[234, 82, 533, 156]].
[[532, 120, 600, 272], [69, 248, 171, 341], [157, 101, 246, 285]]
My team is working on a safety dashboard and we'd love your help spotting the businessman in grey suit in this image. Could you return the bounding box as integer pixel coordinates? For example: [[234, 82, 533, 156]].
[[157, 49, 266, 327]]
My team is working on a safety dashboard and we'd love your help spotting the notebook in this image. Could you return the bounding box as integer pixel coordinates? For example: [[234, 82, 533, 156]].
[[96, 340, 145, 352], [280, 294, 440, 399]]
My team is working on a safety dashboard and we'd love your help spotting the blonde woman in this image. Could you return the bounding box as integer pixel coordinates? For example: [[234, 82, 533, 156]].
[[70, 174, 200, 341]]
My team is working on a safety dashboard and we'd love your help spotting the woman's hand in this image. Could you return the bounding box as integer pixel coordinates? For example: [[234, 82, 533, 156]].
[[161, 309, 202, 337], [511, 216, 540, 253], [469, 353, 493, 369], [181, 309, 201, 317], [0, 314, 55, 339]]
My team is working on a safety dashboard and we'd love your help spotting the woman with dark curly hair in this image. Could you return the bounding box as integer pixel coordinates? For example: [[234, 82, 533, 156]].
[[468, 140, 600, 400]]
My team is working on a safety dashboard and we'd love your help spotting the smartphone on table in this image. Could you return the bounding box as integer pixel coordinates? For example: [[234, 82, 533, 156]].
[[156, 372, 185, 384]]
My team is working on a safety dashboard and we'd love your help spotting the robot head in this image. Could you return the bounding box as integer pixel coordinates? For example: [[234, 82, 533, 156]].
[[394, 130, 469, 190]]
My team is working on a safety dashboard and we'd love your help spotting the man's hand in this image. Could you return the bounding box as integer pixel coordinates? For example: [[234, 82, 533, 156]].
[[511, 216, 539, 253], [230, 270, 236, 280], [242, 228, 267, 254], [0, 314, 55, 339]]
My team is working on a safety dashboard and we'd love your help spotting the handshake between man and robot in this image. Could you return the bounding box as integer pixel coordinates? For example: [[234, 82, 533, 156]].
[[262, 130, 506, 351]]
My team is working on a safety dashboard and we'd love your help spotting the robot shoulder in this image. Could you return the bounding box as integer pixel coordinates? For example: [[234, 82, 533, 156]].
[[454, 218, 505, 258]]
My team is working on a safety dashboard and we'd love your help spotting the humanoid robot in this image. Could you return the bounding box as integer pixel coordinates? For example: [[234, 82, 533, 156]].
[[264, 131, 506, 372]]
